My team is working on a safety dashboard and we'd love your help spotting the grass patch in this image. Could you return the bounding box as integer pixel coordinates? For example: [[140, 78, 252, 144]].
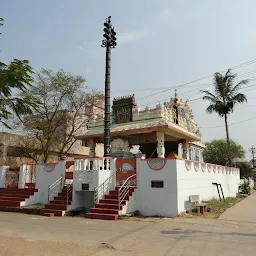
[[0, 204, 44, 215], [203, 196, 244, 218], [21, 204, 44, 210]]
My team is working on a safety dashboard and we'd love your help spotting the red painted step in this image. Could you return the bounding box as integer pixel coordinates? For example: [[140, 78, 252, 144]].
[[0, 188, 38, 208], [85, 213, 118, 220], [90, 208, 119, 215], [40, 209, 64, 217], [99, 199, 127, 205], [0, 200, 21, 207], [53, 196, 70, 201], [109, 189, 135, 196], [44, 204, 68, 210], [95, 203, 123, 210], [0, 196, 29, 201], [0, 188, 38, 192], [42, 213, 55, 217], [0, 191, 37, 196], [104, 194, 130, 200], [49, 200, 72, 205], [86, 186, 136, 221], [40, 185, 73, 217]]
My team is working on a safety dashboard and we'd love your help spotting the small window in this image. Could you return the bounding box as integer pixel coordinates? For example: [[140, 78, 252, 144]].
[[151, 180, 164, 188]]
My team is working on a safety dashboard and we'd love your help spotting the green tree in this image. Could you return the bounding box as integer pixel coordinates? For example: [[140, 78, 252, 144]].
[[0, 18, 40, 128], [203, 139, 245, 166], [18, 69, 104, 163], [201, 69, 247, 142], [235, 162, 252, 179]]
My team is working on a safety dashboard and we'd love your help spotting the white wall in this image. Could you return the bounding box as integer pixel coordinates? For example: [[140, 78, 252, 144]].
[[176, 160, 240, 213], [134, 158, 178, 217], [34, 161, 66, 204], [71, 158, 116, 211], [0, 166, 8, 188], [73, 158, 116, 191], [18, 165, 35, 188], [67, 191, 94, 212], [121, 192, 135, 215]]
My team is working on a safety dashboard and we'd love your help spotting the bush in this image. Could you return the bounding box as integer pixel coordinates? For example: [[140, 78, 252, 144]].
[[239, 182, 251, 195]]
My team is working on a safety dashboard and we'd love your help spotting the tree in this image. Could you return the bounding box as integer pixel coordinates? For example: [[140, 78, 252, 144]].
[[201, 69, 247, 142], [203, 139, 245, 166], [235, 162, 252, 179], [18, 69, 104, 163], [0, 18, 40, 128]]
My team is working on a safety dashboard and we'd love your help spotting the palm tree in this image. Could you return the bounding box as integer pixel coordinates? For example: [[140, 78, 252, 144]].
[[201, 69, 248, 142]]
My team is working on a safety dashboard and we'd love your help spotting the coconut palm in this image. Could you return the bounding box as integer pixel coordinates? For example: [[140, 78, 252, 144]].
[[201, 69, 248, 142]]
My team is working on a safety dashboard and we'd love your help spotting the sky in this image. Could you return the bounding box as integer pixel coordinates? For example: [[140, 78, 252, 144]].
[[1, 0, 256, 160]]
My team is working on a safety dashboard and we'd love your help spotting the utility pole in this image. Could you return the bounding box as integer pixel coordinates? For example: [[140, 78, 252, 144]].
[[101, 16, 117, 157], [249, 145, 256, 168]]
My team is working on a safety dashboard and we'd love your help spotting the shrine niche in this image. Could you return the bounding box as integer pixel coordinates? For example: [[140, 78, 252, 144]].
[[110, 138, 130, 153], [163, 90, 201, 136], [112, 95, 137, 124]]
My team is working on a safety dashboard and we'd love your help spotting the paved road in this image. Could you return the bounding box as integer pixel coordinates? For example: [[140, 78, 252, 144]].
[[0, 194, 255, 255]]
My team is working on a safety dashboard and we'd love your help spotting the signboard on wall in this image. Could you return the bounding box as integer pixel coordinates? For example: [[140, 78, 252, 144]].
[[82, 183, 89, 191]]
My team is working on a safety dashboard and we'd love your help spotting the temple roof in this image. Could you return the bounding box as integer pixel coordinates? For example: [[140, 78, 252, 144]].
[[76, 92, 202, 142], [76, 117, 201, 141]]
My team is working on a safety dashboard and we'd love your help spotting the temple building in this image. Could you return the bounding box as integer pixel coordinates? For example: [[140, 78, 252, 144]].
[[76, 92, 205, 160], [0, 92, 242, 220]]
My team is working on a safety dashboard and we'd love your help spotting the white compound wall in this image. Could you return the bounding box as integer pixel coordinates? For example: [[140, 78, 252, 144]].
[[134, 158, 240, 217], [176, 159, 240, 213]]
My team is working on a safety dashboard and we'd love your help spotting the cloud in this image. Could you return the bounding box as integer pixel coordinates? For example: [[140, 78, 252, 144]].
[[161, 8, 170, 16], [117, 29, 148, 45], [78, 8, 170, 57], [117, 8, 170, 45], [157, 8, 170, 23], [78, 43, 103, 60]]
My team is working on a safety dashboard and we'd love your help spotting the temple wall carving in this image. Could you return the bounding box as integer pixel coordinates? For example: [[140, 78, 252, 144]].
[[110, 138, 130, 153], [87, 93, 202, 138]]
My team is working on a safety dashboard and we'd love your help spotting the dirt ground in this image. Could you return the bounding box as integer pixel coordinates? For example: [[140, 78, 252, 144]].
[[0, 194, 255, 256]]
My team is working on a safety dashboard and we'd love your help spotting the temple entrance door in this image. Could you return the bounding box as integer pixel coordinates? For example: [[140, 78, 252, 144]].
[[139, 143, 157, 158]]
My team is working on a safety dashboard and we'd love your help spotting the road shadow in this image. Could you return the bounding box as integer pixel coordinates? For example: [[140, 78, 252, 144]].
[[161, 229, 256, 237]]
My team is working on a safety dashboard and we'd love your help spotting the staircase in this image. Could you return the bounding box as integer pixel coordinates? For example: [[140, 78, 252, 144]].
[[85, 186, 135, 220], [0, 187, 38, 207], [40, 185, 73, 217]]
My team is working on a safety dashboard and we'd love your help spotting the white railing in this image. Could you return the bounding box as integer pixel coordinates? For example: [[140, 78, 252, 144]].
[[94, 172, 115, 204], [118, 174, 137, 211], [75, 158, 111, 171], [48, 174, 63, 203]]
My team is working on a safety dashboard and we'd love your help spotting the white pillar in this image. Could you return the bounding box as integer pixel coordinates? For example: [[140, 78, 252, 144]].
[[18, 165, 27, 188], [156, 131, 165, 158], [182, 141, 189, 159], [0, 144, 7, 165], [0, 166, 8, 188], [86, 139, 96, 157]]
